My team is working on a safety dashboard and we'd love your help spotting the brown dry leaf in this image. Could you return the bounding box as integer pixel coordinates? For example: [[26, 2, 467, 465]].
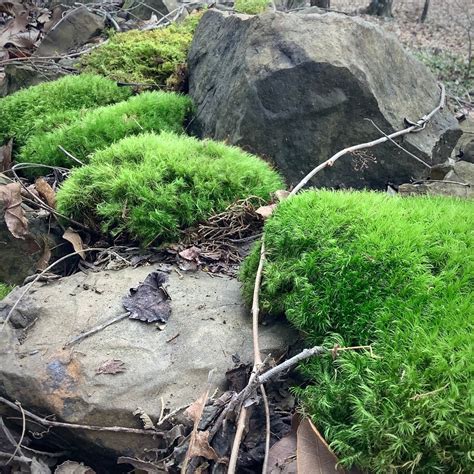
[[35, 177, 56, 208], [0, 3, 30, 49], [0, 139, 13, 172], [0, 182, 29, 239], [267, 415, 299, 473], [256, 204, 277, 219], [179, 245, 201, 261], [133, 407, 155, 430], [186, 430, 219, 461], [55, 460, 96, 474], [296, 418, 342, 473], [36, 237, 51, 271], [63, 227, 85, 259], [95, 359, 126, 375], [275, 189, 290, 202], [184, 390, 208, 424]]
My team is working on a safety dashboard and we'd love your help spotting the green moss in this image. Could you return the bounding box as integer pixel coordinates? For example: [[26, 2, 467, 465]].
[[81, 14, 202, 89], [19, 91, 193, 173], [241, 190, 473, 473], [234, 0, 268, 14], [0, 74, 131, 148], [56, 132, 283, 245], [0, 283, 12, 300]]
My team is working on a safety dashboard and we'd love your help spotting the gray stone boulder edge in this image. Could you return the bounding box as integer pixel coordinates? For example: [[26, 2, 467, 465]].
[[35, 6, 105, 57], [0, 266, 295, 457], [188, 10, 461, 190]]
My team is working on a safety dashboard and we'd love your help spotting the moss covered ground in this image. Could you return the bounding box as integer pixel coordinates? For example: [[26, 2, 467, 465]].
[[234, 0, 268, 14], [81, 14, 202, 89], [241, 190, 473, 473], [56, 132, 283, 245], [19, 91, 193, 172], [0, 74, 131, 147], [0, 283, 12, 300]]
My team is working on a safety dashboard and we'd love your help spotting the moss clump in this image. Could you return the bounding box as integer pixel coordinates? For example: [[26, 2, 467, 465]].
[[241, 190, 473, 473], [234, 0, 268, 14], [81, 14, 202, 89], [19, 91, 193, 172], [56, 132, 283, 245], [0, 283, 12, 300], [0, 74, 131, 147]]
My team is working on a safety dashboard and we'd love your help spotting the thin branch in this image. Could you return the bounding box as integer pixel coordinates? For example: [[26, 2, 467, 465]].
[[290, 83, 446, 195], [5, 402, 25, 465], [0, 397, 162, 436], [58, 146, 85, 166]]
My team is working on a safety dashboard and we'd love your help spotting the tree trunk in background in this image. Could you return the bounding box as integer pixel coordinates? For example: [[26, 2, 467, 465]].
[[365, 0, 393, 17], [311, 0, 330, 7], [419, 0, 430, 23]]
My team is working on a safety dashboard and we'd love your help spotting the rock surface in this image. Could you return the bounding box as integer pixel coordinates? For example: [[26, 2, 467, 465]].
[[0, 267, 295, 458], [188, 10, 461, 190], [35, 6, 104, 57], [122, 0, 179, 20]]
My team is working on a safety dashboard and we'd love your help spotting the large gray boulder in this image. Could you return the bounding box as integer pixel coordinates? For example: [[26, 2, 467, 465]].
[[188, 10, 461, 189], [0, 267, 294, 459]]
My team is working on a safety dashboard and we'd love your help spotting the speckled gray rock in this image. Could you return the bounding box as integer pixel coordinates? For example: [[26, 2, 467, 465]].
[[0, 267, 295, 458], [188, 10, 461, 189]]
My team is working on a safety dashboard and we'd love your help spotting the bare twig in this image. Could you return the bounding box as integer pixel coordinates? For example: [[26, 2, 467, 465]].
[[64, 311, 130, 347], [58, 146, 85, 166], [0, 417, 23, 457], [5, 402, 26, 465], [0, 397, 162, 436]]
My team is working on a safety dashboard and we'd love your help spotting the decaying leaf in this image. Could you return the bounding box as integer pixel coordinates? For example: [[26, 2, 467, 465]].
[[0, 2, 30, 48], [267, 415, 299, 474], [95, 359, 126, 375], [186, 430, 219, 461], [296, 418, 342, 473], [63, 227, 85, 259], [275, 189, 290, 202], [36, 236, 51, 271], [0, 139, 13, 172], [35, 177, 56, 208], [54, 460, 96, 474], [179, 246, 201, 261], [0, 182, 29, 239], [256, 204, 277, 219], [133, 407, 155, 430], [122, 271, 171, 323]]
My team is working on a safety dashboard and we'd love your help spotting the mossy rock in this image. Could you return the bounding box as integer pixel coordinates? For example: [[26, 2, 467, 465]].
[[56, 132, 284, 245], [0, 283, 12, 300], [234, 0, 269, 14], [19, 91, 193, 174], [0, 74, 131, 148], [241, 190, 473, 473], [80, 13, 202, 90]]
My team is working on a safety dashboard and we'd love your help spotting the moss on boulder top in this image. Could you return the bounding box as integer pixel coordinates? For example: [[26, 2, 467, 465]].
[[56, 132, 283, 245], [0, 74, 131, 147], [241, 190, 473, 473], [80, 14, 202, 90]]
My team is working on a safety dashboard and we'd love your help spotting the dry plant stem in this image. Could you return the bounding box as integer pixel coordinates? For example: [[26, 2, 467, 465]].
[[228, 84, 446, 473], [0, 248, 108, 336], [6, 402, 25, 465], [58, 146, 85, 166], [290, 83, 446, 196], [0, 397, 162, 437], [0, 452, 31, 464], [64, 311, 130, 347], [260, 384, 271, 474]]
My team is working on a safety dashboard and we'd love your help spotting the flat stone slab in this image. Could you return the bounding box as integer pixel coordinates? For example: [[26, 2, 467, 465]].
[[0, 266, 295, 458]]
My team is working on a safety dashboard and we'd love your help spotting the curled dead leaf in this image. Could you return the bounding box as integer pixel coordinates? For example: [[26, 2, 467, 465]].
[[0, 182, 29, 239], [95, 359, 126, 375], [35, 177, 56, 208], [256, 204, 277, 219], [275, 189, 290, 202], [0, 139, 13, 172], [36, 236, 51, 271], [55, 460, 96, 474], [63, 227, 85, 259], [133, 407, 155, 430]]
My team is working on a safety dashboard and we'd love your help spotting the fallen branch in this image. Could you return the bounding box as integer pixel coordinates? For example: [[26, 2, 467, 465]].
[[0, 397, 162, 436]]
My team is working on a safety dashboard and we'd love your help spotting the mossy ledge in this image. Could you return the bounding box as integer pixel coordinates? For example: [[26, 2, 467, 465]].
[[241, 189, 473, 473]]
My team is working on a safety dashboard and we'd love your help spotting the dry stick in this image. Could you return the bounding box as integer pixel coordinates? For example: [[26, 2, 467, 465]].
[[0, 248, 108, 336], [0, 416, 24, 457], [227, 84, 447, 474], [64, 311, 130, 347], [0, 397, 162, 437], [58, 145, 85, 166], [290, 83, 446, 196], [6, 402, 26, 465]]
